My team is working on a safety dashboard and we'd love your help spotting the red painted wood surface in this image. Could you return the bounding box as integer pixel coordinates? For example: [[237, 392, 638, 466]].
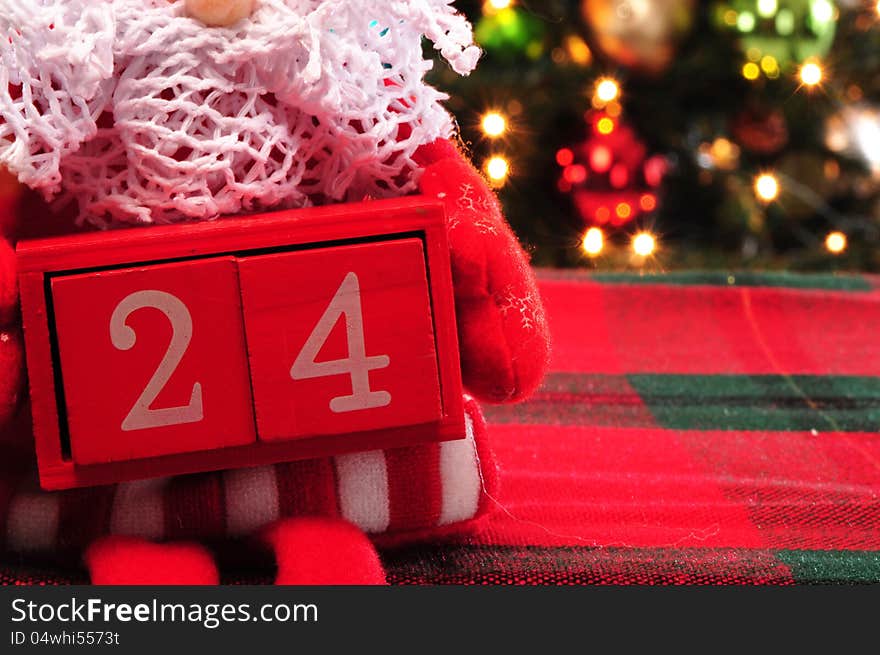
[[51, 258, 256, 464], [239, 239, 442, 442], [16, 197, 465, 490]]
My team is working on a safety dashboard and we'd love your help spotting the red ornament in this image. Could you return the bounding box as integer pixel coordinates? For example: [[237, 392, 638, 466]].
[[730, 107, 789, 156], [557, 111, 667, 227]]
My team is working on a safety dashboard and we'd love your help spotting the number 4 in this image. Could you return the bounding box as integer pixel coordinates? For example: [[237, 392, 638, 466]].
[[291, 272, 392, 413]]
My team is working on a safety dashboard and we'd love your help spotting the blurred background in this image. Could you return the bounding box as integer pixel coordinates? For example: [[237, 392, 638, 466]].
[[429, 0, 880, 272]]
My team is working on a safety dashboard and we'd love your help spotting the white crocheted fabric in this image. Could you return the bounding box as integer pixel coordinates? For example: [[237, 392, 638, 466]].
[[0, 0, 480, 228]]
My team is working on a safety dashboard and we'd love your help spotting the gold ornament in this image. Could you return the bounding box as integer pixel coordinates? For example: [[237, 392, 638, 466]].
[[581, 0, 696, 74], [186, 0, 255, 27]]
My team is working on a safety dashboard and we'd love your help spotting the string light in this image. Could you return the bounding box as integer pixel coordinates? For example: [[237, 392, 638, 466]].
[[754, 173, 780, 202], [760, 55, 780, 79], [776, 10, 795, 35], [742, 62, 760, 81], [582, 227, 604, 257], [632, 232, 657, 257], [597, 117, 615, 135], [640, 194, 657, 212], [811, 0, 833, 23], [590, 145, 612, 173], [799, 60, 824, 87], [563, 164, 587, 184], [757, 0, 778, 17], [737, 11, 756, 32], [485, 156, 510, 184], [595, 78, 620, 104], [564, 35, 592, 66], [704, 137, 740, 170], [556, 148, 574, 167], [485, 0, 512, 10], [481, 112, 508, 138], [825, 231, 847, 254], [853, 110, 880, 172]]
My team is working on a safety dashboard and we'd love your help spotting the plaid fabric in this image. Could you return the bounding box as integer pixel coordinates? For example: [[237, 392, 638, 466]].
[[3, 270, 880, 584]]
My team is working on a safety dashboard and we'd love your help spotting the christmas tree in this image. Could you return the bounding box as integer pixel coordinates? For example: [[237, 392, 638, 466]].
[[431, 0, 880, 271]]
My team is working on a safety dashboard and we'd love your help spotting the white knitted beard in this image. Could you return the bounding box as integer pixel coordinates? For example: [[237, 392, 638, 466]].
[[0, 0, 480, 228]]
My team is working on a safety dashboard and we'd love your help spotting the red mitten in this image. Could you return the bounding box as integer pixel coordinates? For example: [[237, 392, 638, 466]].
[[417, 142, 550, 403], [264, 518, 386, 585], [85, 536, 219, 585]]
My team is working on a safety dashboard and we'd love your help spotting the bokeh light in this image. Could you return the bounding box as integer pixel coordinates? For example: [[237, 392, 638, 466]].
[[633, 232, 657, 257], [582, 227, 604, 257], [754, 173, 780, 202]]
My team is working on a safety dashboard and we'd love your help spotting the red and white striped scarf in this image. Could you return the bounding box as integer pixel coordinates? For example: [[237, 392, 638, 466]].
[[1, 397, 496, 558]]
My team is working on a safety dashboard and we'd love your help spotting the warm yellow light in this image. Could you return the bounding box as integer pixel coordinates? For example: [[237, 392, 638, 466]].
[[757, 0, 778, 18], [597, 117, 615, 135], [632, 232, 657, 257], [565, 35, 592, 66], [486, 0, 512, 10], [486, 156, 510, 183], [640, 194, 657, 212], [605, 101, 622, 118], [755, 173, 780, 202], [825, 231, 847, 254], [582, 227, 604, 257], [799, 60, 824, 87], [737, 11, 756, 31], [481, 112, 508, 138], [876, 0, 880, 16], [812, 0, 833, 23], [709, 137, 740, 170], [760, 55, 779, 76], [595, 78, 620, 104], [742, 62, 761, 81]]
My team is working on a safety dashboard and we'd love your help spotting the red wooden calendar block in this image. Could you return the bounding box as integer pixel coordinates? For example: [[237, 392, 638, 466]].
[[17, 197, 464, 490], [50, 258, 256, 464], [238, 239, 442, 441]]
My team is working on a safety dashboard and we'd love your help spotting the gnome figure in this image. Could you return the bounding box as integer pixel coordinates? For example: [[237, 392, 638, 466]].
[[0, 0, 550, 584]]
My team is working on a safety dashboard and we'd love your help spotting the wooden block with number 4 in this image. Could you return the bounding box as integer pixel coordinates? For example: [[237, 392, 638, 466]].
[[239, 238, 442, 441], [50, 258, 256, 464]]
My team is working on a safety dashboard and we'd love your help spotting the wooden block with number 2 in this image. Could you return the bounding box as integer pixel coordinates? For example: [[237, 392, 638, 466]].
[[50, 258, 257, 465], [239, 238, 443, 441]]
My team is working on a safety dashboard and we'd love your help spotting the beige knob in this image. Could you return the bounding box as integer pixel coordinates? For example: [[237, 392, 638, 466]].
[[185, 0, 255, 27]]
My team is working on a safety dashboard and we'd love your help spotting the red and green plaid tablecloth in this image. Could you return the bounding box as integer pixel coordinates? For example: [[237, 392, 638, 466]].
[[386, 270, 880, 585], [4, 270, 880, 584]]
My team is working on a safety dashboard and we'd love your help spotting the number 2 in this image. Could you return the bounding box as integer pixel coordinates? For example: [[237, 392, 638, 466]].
[[291, 272, 392, 413], [110, 290, 204, 432]]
